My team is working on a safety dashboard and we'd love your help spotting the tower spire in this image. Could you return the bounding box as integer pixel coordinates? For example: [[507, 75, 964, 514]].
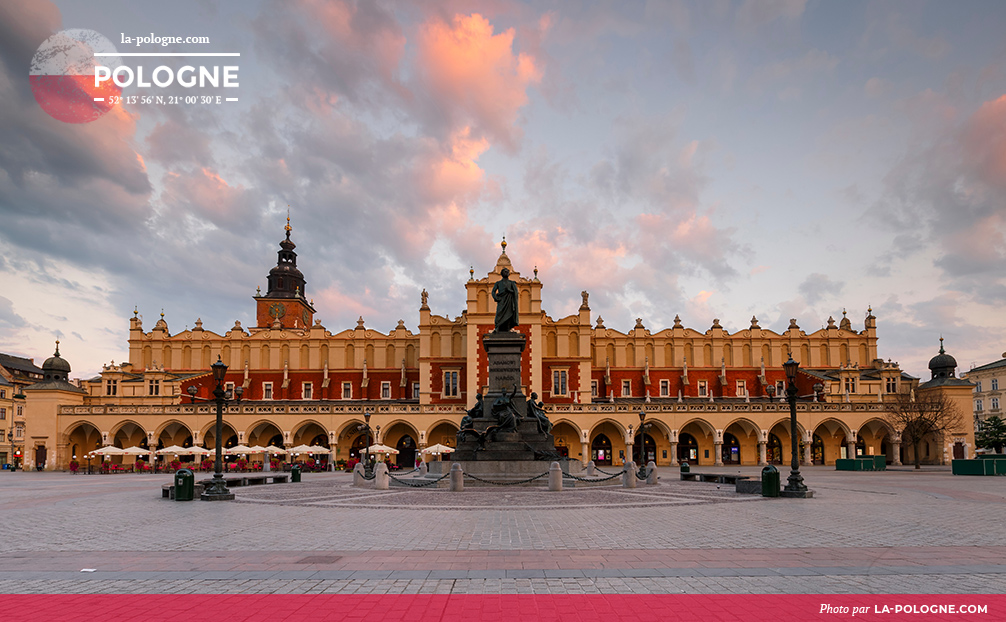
[[285, 206, 292, 240]]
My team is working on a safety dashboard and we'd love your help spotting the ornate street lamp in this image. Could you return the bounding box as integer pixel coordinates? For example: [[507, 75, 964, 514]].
[[781, 355, 812, 497], [357, 412, 375, 477], [6, 429, 13, 472], [634, 411, 652, 479], [186, 356, 243, 501]]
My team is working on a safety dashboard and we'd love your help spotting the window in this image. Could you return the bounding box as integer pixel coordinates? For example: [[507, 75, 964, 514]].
[[698, 380, 708, 397], [993, 397, 1000, 411], [659, 379, 670, 397], [342, 382, 352, 399], [844, 377, 856, 394], [976, 400, 984, 412], [976, 381, 983, 392], [886, 377, 897, 393], [15, 423, 23, 439], [225, 382, 235, 395], [412, 382, 420, 399], [0, 389, 5, 399], [16, 405, 22, 417], [148, 379, 160, 396], [621, 380, 631, 397], [302, 382, 313, 400], [0, 407, 5, 420], [775, 380, 786, 397], [552, 370, 568, 396], [443, 371, 459, 398], [106, 379, 117, 396], [736, 380, 747, 397], [591, 380, 598, 397], [262, 382, 273, 400], [381, 381, 391, 399], [993, 378, 999, 391]]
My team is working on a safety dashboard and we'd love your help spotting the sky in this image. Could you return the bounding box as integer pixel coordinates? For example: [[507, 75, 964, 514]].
[[0, 0, 1004, 380]]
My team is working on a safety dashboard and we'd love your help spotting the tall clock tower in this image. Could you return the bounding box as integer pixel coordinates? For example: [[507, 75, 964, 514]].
[[254, 217, 316, 329]]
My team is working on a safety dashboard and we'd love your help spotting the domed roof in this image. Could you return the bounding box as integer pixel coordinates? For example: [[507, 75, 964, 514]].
[[928, 337, 957, 379], [42, 340, 71, 373]]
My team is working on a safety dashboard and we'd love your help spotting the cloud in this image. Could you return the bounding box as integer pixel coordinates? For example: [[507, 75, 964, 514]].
[[868, 93, 1006, 302], [798, 273, 844, 305], [415, 13, 543, 151]]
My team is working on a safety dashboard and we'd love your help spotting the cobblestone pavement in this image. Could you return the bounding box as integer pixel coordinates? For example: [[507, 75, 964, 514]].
[[1, 466, 1004, 594]]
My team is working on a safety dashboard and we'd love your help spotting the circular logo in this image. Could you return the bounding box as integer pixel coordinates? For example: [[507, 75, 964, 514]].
[[29, 29, 122, 123]]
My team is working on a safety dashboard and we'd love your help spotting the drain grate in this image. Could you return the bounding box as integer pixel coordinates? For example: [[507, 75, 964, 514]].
[[296, 555, 342, 564]]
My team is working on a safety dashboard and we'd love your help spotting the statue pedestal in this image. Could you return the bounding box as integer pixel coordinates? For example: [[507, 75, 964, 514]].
[[482, 331, 525, 394]]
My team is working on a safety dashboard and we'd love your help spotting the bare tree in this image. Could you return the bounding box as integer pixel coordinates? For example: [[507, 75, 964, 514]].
[[885, 390, 964, 469]]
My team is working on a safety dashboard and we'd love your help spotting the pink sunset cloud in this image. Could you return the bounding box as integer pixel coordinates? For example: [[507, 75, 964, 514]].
[[417, 13, 543, 150]]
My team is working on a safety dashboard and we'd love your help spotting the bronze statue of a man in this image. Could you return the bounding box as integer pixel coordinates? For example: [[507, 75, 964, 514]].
[[492, 267, 519, 332]]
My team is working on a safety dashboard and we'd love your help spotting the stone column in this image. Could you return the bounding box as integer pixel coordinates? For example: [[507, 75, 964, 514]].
[[625, 441, 634, 468], [802, 441, 813, 466], [375, 462, 389, 490], [714, 441, 723, 466], [622, 462, 636, 488], [548, 462, 562, 491], [669, 442, 679, 466], [581, 441, 589, 467], [846, 441, 856, 459], [892, 441, 902, 466], [758, 441, 767, 466]]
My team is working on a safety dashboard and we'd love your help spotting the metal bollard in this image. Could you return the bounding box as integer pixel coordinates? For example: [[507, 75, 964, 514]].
[[548, 461, 563, 491], [352, 462, 367, 487], [449, 463, 464, 492], [622, 461, 637, 488], [586, 461, 595, 477], [375, 462, 389, 490], [646, 461, 658, 485]]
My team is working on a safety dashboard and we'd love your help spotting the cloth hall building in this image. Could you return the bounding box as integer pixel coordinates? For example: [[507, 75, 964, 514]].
[[22, 226, 976, 471]]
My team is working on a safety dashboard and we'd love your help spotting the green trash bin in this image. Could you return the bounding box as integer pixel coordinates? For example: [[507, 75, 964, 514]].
[[761, 465, 780, 497], [680, 461, 690, 474], [174, 468, 194, 501], [291, 464, 302, 483]]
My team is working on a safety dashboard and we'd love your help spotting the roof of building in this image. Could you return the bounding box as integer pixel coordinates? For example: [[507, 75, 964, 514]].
[[968, 356, 1006, 374], [0, 375, 12, 387], [0, 352, 43, 376]]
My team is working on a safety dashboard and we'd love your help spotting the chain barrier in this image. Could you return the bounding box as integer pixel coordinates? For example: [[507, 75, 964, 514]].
[[562, 470, 622, 483], [387, 471, 451, 488], [463, 471, 550, 486], [592, 465, 622, 476], [361, 471, 376, 480], [635, 470, 649, 481]]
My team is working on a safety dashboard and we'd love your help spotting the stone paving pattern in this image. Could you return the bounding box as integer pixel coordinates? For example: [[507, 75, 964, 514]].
[[1, 466, 1004, 594]]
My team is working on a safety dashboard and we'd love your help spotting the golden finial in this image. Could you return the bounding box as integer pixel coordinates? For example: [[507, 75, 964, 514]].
[[160, 309, 164, 318], [284, 206, 292, 238], [469, 266, 474, 280], [133, 305, 138, 317], [939, 335, 945, 354], [501, 235, 507, 253], [533, 266, 538, 280], [54, 338, 60, 356]]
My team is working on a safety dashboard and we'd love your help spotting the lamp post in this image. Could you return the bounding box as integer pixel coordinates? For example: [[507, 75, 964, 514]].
[[634, 411, 652, 479], [357, 412, 374, 477], [6, 429, 14, 472], [781, 356, 812, 498], [186, 356, 243, 501]]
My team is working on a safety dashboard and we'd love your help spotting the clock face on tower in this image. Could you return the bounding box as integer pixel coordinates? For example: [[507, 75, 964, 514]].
[[269, 303, 286, 319], [302, 310, 311, 326]]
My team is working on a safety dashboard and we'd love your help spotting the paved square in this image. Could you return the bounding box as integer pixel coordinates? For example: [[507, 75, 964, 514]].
[[1, 466, 1004, 594]]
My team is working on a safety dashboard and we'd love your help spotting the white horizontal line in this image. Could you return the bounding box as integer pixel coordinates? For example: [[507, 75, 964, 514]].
[[93, 97, 104, 101], [225, 98, 238, 102], [94, 52, 240, 57]]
